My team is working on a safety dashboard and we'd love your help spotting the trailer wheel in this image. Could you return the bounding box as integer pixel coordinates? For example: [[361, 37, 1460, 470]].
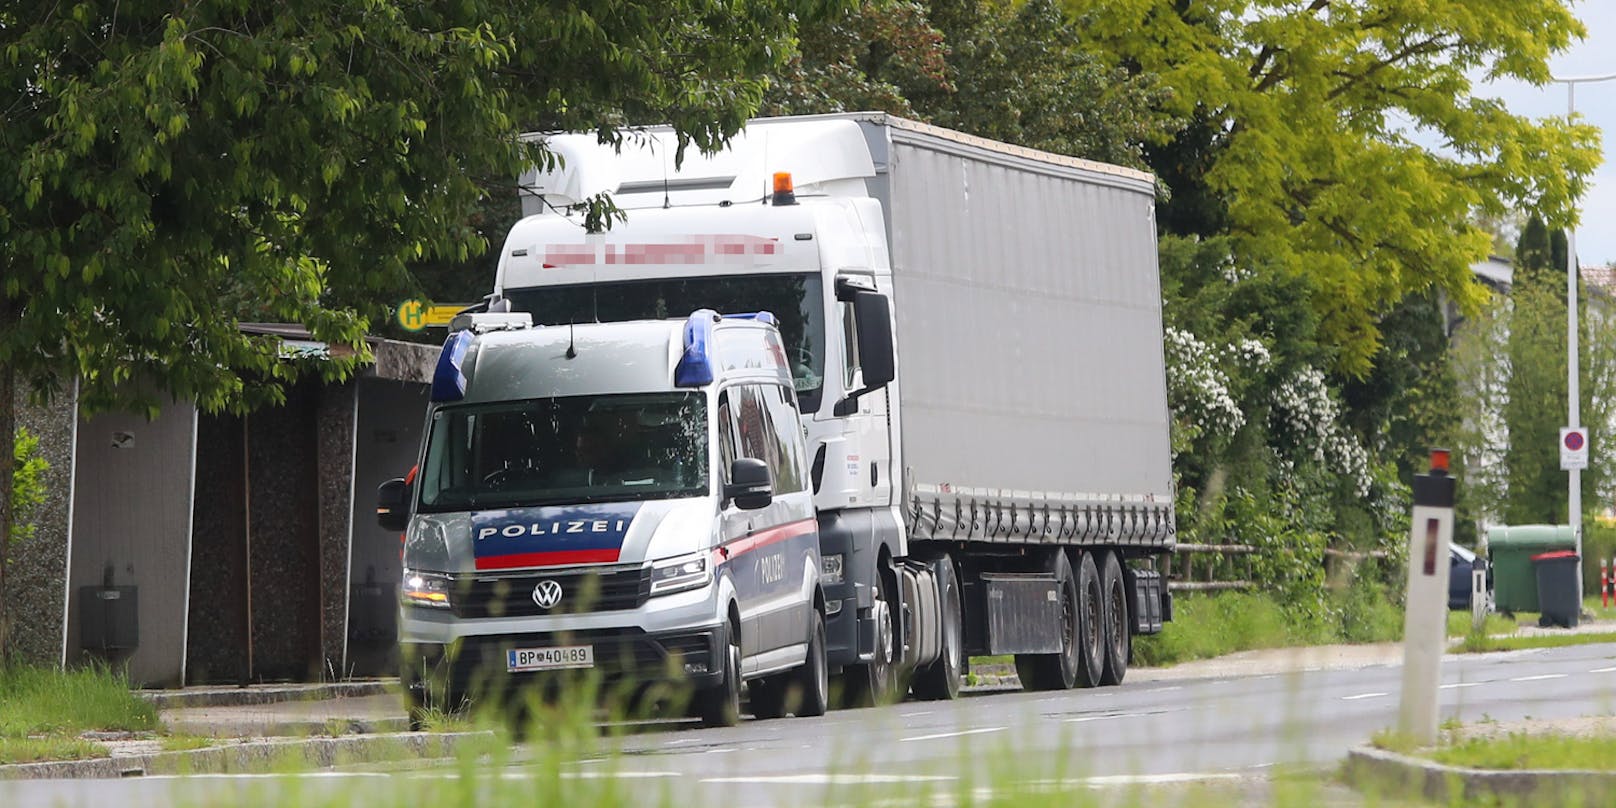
[[1015, 551, 1079, 691], [1098, 551, 1130, 686], [699, 619, 743, 727], [912, 556, 963, 700], [1075, 551, 1104, 688]]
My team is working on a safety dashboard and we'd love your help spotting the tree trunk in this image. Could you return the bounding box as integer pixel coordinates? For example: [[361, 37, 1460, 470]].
[[0, 359, 14, 660]]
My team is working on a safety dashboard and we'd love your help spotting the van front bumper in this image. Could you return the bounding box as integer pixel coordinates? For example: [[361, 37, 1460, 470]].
[[401, 625, 724, 704]]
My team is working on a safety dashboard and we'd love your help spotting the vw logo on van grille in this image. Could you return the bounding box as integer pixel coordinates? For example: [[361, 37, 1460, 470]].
[[531, 579, 564, 609]]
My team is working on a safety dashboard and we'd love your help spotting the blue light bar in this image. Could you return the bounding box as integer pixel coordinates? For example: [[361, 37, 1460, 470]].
[[722, 311, 777, 326], [675, 309, 720, 387], [431, 330, 474, 402]]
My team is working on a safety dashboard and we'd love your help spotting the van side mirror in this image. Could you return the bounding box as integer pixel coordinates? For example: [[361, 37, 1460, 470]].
[[724, 458, 774, 510], [376, 478, 411, 532], [835, 290, 895, 416]]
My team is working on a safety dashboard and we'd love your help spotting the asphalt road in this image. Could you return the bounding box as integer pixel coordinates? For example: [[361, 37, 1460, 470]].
[[7, 642, 1615, 808]]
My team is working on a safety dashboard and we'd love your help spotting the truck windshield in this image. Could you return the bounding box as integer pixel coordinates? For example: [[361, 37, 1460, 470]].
[[417, 392, 708, 512], [504, 273, 826, 412]]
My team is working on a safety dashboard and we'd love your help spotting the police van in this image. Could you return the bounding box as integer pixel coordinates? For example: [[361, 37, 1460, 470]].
[[376, 310, 828, 726]]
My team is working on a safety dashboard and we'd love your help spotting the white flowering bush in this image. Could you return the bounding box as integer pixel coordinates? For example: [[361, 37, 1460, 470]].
[[1269, 367, 1372, 498], [1164, 327, 1273, 456]]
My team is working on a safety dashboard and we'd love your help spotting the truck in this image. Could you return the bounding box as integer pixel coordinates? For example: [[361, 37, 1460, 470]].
[[376, 310, 829, 726], [486, 112, 1175, 704]]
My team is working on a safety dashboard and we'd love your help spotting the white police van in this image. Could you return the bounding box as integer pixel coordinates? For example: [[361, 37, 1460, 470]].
[[376, 310, 827, 726]]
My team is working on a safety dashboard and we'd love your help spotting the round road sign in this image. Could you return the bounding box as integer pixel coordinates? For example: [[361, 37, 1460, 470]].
[[1565, 430, 1586, 452]]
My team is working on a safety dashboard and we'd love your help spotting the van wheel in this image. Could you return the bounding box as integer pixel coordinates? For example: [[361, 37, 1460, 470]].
[[698, 621, 742, 727], [1099, 552, 1130, 686], [795, 610, 830, 717], [1015, 551, 1078, 691]]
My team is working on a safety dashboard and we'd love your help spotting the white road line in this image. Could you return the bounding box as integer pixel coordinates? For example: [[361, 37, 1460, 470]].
[[1509, 674, 1568, 683], [1340, 692, 1389, 701], [702, 774, 957, 785], [1074, 773, 1244, 786], [902, 710, 935, 717], [1065, 714, 1126, 724], [1144, 686, 1183, 694], [900, 726, 1007, 743], [1440, 682, 1483, 690], [1592, 666, 1616, 673]]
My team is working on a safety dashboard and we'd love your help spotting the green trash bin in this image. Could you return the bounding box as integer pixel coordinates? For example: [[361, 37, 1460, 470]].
[[1488, 525, 1576, 614]]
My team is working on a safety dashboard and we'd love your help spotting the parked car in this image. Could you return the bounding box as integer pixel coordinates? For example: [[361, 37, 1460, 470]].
[[1448, 543, 1492, 611]]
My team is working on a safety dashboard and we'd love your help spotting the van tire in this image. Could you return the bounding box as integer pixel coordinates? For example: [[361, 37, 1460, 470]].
[[795, 610, 830, 717], [698, 620, 742, 727]]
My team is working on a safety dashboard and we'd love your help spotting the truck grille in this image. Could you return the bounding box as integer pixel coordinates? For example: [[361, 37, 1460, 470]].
[[452, 566, 651, 618]]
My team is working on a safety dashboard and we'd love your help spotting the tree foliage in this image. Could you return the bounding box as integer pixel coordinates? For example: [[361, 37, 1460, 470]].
[[1068, 0, 1603, 375], [762, 0, 1172, 167], [0, 0, 824, 655]]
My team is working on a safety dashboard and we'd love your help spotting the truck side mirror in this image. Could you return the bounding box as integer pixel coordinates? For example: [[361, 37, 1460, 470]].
[[835, 290, 896, 416], [854, 290, 895, 389], [376, 478, 411, 532], [724, 458, 774, 510]]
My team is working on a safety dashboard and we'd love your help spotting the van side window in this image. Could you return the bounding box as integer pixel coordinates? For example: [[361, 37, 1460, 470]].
[[733, 385, 775, 480], [717, 391, 737, 482], [766, 385, 806, 494]]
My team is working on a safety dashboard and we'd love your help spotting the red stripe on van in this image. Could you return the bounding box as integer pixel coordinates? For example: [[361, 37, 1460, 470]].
[[717, 518, 817, 563], [475, 549, 622, 570]]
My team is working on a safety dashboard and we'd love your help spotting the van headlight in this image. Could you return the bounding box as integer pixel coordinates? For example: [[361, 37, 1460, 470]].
[[402, 570, 453, 609], [649, 552, 711, 597]]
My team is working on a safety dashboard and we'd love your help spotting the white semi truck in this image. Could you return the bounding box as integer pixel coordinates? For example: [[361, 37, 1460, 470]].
[[489, 113, 1175, 703]]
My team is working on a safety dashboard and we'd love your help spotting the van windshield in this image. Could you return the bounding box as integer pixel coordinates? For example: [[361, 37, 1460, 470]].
[[504, 273, 826, 412], [418, 392, 709, 512]]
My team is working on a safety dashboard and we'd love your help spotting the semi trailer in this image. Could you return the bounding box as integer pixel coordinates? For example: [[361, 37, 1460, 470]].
[[488, 112, 1175, 703]]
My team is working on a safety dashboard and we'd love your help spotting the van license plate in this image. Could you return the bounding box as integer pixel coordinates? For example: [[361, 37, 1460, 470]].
[[507, 645, 594, 672]]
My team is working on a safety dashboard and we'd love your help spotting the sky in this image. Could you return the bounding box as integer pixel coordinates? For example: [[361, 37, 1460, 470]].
[[1481, 3, 1616, 267]]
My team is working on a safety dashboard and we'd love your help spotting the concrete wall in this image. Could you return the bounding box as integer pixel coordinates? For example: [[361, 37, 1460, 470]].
[[6, 384, 77, 667], [66, 400, 197, 687], [346, 379, 430, 676]]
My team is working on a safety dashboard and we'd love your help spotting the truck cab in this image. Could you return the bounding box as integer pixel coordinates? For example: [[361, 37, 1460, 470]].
[[376, 310, 828, 726]]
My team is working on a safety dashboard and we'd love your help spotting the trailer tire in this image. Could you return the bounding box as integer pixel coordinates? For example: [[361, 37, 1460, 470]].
[[1015, 551, 1079, 691], [1098, 551, 1130, 686], [912, 556, 963, 701], [1075, 551, 1104, 689], [698, 619, 743, 727]]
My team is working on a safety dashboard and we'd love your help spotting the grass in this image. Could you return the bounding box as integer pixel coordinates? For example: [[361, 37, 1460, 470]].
[[1448, 609, 1515, 638], [1457, 630, 1616, 654], [0, 735, 107, 764], [1131, 578, 1406, 667], [1425, 732, 1616, 771], [0, 663, 159, 765], [159, 733, 215, 752]]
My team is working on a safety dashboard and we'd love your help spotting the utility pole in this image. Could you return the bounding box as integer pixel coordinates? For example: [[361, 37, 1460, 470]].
[[1552, 71, 1616, 599]]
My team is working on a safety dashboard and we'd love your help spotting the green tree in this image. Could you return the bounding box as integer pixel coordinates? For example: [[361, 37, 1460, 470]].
[[1068, 0, 1602, 375], [762, 0, 1171, 167], [0, 0, 823, 653]]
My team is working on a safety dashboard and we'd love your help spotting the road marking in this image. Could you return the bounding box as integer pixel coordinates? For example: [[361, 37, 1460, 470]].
[[1591, 666, 1616, 673], [1072, 773, 1244, 786], [900, 726, 1007, 743], [702, 774, 957, 785], [1144, 686, 1183, 694], [902, 710, 935, 717], [1440, 682, 1483, 690], [1340, 692, 1389, 701], [1066, 713, 1127, 723], [1509, 674, 1568, 683]]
